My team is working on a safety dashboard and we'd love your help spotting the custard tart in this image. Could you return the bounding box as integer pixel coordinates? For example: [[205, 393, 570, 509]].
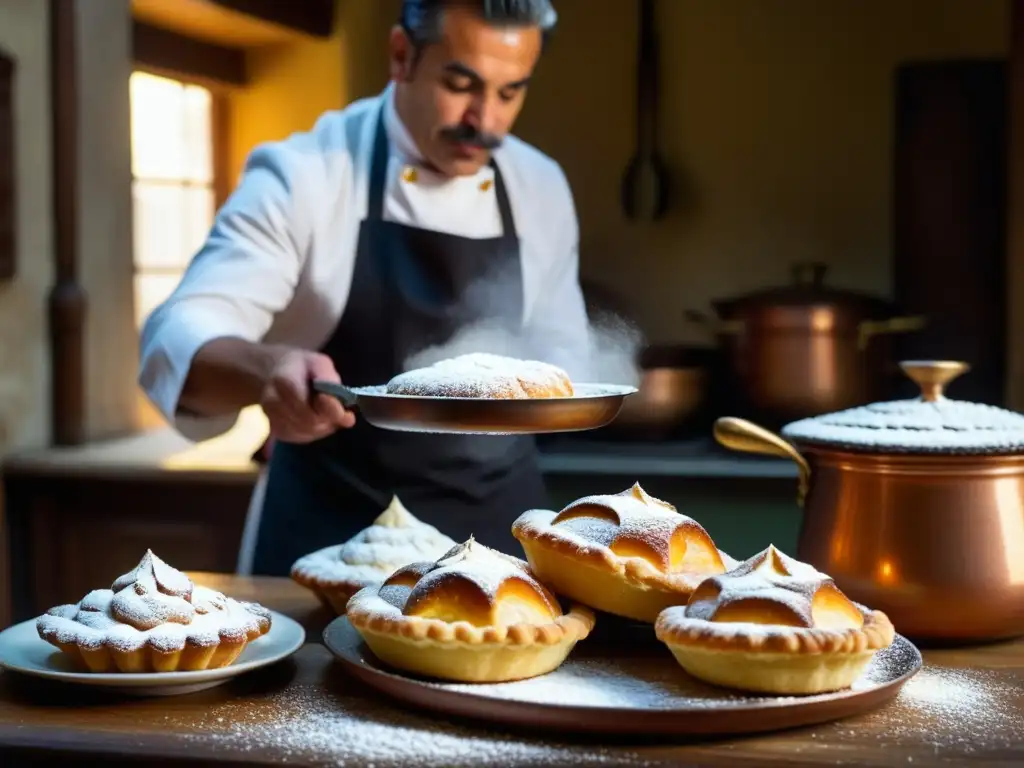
[[346, 537, 595, 682], [512, 483, 738, 622], [36, 550, 272, 673], [291, 495, 456, 614], [654, 545, 895, 694]]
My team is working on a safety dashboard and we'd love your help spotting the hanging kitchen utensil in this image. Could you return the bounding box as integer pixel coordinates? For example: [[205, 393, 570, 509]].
[[621, 0, 669, 221], [311, 380, 637, 435]]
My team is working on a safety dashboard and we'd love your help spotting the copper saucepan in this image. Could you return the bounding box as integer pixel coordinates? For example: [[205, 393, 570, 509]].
[[713, 360, 1024, 644]]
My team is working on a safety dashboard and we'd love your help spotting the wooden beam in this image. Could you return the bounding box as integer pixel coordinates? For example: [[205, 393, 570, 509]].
[[1008, 0, 1024, 410], [132, 20, 248, 88], [208, 0, 336, 39], [48, 0, 87, 446]]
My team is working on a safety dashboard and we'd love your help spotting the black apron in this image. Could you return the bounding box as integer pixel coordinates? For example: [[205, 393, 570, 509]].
[[251, 108, 550, 576]]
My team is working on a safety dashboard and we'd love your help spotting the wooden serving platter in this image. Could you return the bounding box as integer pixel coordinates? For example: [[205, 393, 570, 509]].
[[323, 616, 922, 737]]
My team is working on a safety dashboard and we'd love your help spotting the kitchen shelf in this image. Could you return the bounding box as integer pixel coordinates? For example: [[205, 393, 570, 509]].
[[537, 436, 798, 479]]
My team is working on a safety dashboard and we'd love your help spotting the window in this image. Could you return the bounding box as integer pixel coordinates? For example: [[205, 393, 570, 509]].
[[129, 71, 216, 328]]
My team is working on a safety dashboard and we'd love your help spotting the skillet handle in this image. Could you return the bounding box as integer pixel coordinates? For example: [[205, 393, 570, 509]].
[[311, 379, 359, 408]]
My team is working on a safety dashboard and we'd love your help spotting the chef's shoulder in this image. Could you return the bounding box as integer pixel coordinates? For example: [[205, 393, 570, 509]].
[[495, 136, 576, 224], [237, 96, 378, 203]]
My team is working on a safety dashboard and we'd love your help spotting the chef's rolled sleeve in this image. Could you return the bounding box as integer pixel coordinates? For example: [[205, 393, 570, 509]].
[[139, 143, 309, 442]]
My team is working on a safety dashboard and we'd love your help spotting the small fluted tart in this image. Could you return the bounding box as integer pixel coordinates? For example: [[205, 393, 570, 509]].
[[346, 538, 595, 682], [655, 545, 895, 694], [512, 483, 738, 623], [36, 550, 272, 673], [291, 495, 457, 614]]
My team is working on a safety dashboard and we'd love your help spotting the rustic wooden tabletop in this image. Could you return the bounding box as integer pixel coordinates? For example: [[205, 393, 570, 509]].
[[0, 573, 1021, 767]]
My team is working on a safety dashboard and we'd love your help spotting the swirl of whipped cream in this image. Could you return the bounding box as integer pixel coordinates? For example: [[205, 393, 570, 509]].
[[109, 550, 196, 630], [334, 496, 457, 573]]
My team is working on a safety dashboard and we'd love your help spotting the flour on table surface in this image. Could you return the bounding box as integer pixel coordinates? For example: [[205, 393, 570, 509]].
[[170, 682, 661, 767]]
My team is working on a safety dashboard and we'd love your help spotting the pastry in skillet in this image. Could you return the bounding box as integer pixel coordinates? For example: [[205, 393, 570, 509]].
[[36, 550, 272, 673], [346, 537, 595, 682], [512, 483, 738, 623], [385, 352, 574, 398], [654, 545, 895, 695], [290, 495, 457, 614]]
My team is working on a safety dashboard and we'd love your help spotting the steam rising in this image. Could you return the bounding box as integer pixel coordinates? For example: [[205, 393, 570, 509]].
[[404, 309, 644, 388]]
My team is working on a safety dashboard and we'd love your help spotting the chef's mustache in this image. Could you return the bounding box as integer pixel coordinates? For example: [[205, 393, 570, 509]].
[[440, 124, 503, 150]]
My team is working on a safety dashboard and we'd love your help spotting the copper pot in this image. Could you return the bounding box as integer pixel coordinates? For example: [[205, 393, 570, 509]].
[[688, 262, 926, 425], [605, 345, 711, 439], [712, 360, 1024, 644]]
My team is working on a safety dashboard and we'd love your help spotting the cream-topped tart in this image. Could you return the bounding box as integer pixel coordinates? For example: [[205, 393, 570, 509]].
[[655, 545, 895, 694], [512, 483, 738, 622], [291, 495, 457, 615], [346, 537, 595, 682], [36, 550, 272, 673]]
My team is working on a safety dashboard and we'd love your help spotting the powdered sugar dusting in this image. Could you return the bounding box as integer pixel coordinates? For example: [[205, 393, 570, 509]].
[[845, 662, 1024, 753], [290, 497, 457, 586], [783, 397, 1024, 453], [385, 353, 573, 399], [36, 552, 270, 653], [167, 662, 658, 766], [536, 483, 732, 574], [682, 545, 841, 628], [409, 539, 558, 616]]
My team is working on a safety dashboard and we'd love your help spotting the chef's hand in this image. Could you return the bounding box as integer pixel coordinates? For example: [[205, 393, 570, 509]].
[[260, 349, 356, 443]]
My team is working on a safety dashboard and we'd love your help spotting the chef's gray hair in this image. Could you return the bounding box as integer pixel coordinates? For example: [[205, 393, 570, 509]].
[[400, 0, 558, 49]]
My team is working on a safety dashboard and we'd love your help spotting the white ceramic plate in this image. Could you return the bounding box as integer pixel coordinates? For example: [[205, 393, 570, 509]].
[[0, 610, 305, 696]]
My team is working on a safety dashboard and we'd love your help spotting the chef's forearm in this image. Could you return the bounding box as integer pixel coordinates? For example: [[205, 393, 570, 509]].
[[179, 337, 288, 416]]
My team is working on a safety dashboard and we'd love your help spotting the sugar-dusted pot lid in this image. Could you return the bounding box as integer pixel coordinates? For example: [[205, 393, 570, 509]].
[[781, 361, 1024, 454]]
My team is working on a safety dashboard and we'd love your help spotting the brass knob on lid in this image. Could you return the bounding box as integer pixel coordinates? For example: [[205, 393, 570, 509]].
[[899, 360, 970, 402]]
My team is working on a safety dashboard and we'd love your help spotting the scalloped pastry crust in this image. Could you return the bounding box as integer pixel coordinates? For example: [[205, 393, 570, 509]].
[[512, 507, 738, 623], [654, 606, 895, 695], [290, 556, 371, 615], [346, 587, 595, 683]]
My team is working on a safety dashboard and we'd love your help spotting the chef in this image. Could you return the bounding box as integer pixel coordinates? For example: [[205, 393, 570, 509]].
[[138, 0, 590, 576]]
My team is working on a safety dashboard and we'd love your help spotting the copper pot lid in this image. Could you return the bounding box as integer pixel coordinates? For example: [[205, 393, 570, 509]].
[[711, 262, 893, 318], [780, 361, 1024, 454]]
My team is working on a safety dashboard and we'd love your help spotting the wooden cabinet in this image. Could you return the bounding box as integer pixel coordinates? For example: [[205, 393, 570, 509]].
[[1, 435, 258, 624]]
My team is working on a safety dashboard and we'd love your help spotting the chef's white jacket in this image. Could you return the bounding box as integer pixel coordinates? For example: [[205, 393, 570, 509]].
[[139, 83, 590, 442]]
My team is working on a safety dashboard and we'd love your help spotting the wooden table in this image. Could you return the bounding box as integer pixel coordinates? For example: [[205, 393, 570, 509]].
[[0, 574, 1021, 767]]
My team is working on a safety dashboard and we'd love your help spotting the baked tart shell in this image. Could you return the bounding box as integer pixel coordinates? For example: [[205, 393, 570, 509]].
[[346, 587, 595, 683], [514, 510, 734, 623], [654, 606, 895, 695], [290, 567, 368, 616]]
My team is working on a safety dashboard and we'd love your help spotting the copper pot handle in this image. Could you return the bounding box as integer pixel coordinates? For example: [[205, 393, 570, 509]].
[[856, 315, 927, 351], [713, 417, 811, 506]]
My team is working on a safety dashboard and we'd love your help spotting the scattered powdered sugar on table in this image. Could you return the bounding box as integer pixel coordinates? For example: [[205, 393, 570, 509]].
[[170, 682, 660, 767], [837, 661, 1024, 756]]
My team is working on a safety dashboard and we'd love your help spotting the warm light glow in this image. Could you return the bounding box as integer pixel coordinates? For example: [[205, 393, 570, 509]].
[[875, 558, 898, 586], [994, 480, 1024, 585], [129, 71, 215, 329]]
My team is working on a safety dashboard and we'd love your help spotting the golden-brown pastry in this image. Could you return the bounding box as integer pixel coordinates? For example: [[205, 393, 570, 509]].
[[36, 550, 272, 673], [512, 483, 738, 623], [346, 537, 594, 682], [385, 352, 574, 398], [290, 495, 457, 614], [654, 545, 895, 694]]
